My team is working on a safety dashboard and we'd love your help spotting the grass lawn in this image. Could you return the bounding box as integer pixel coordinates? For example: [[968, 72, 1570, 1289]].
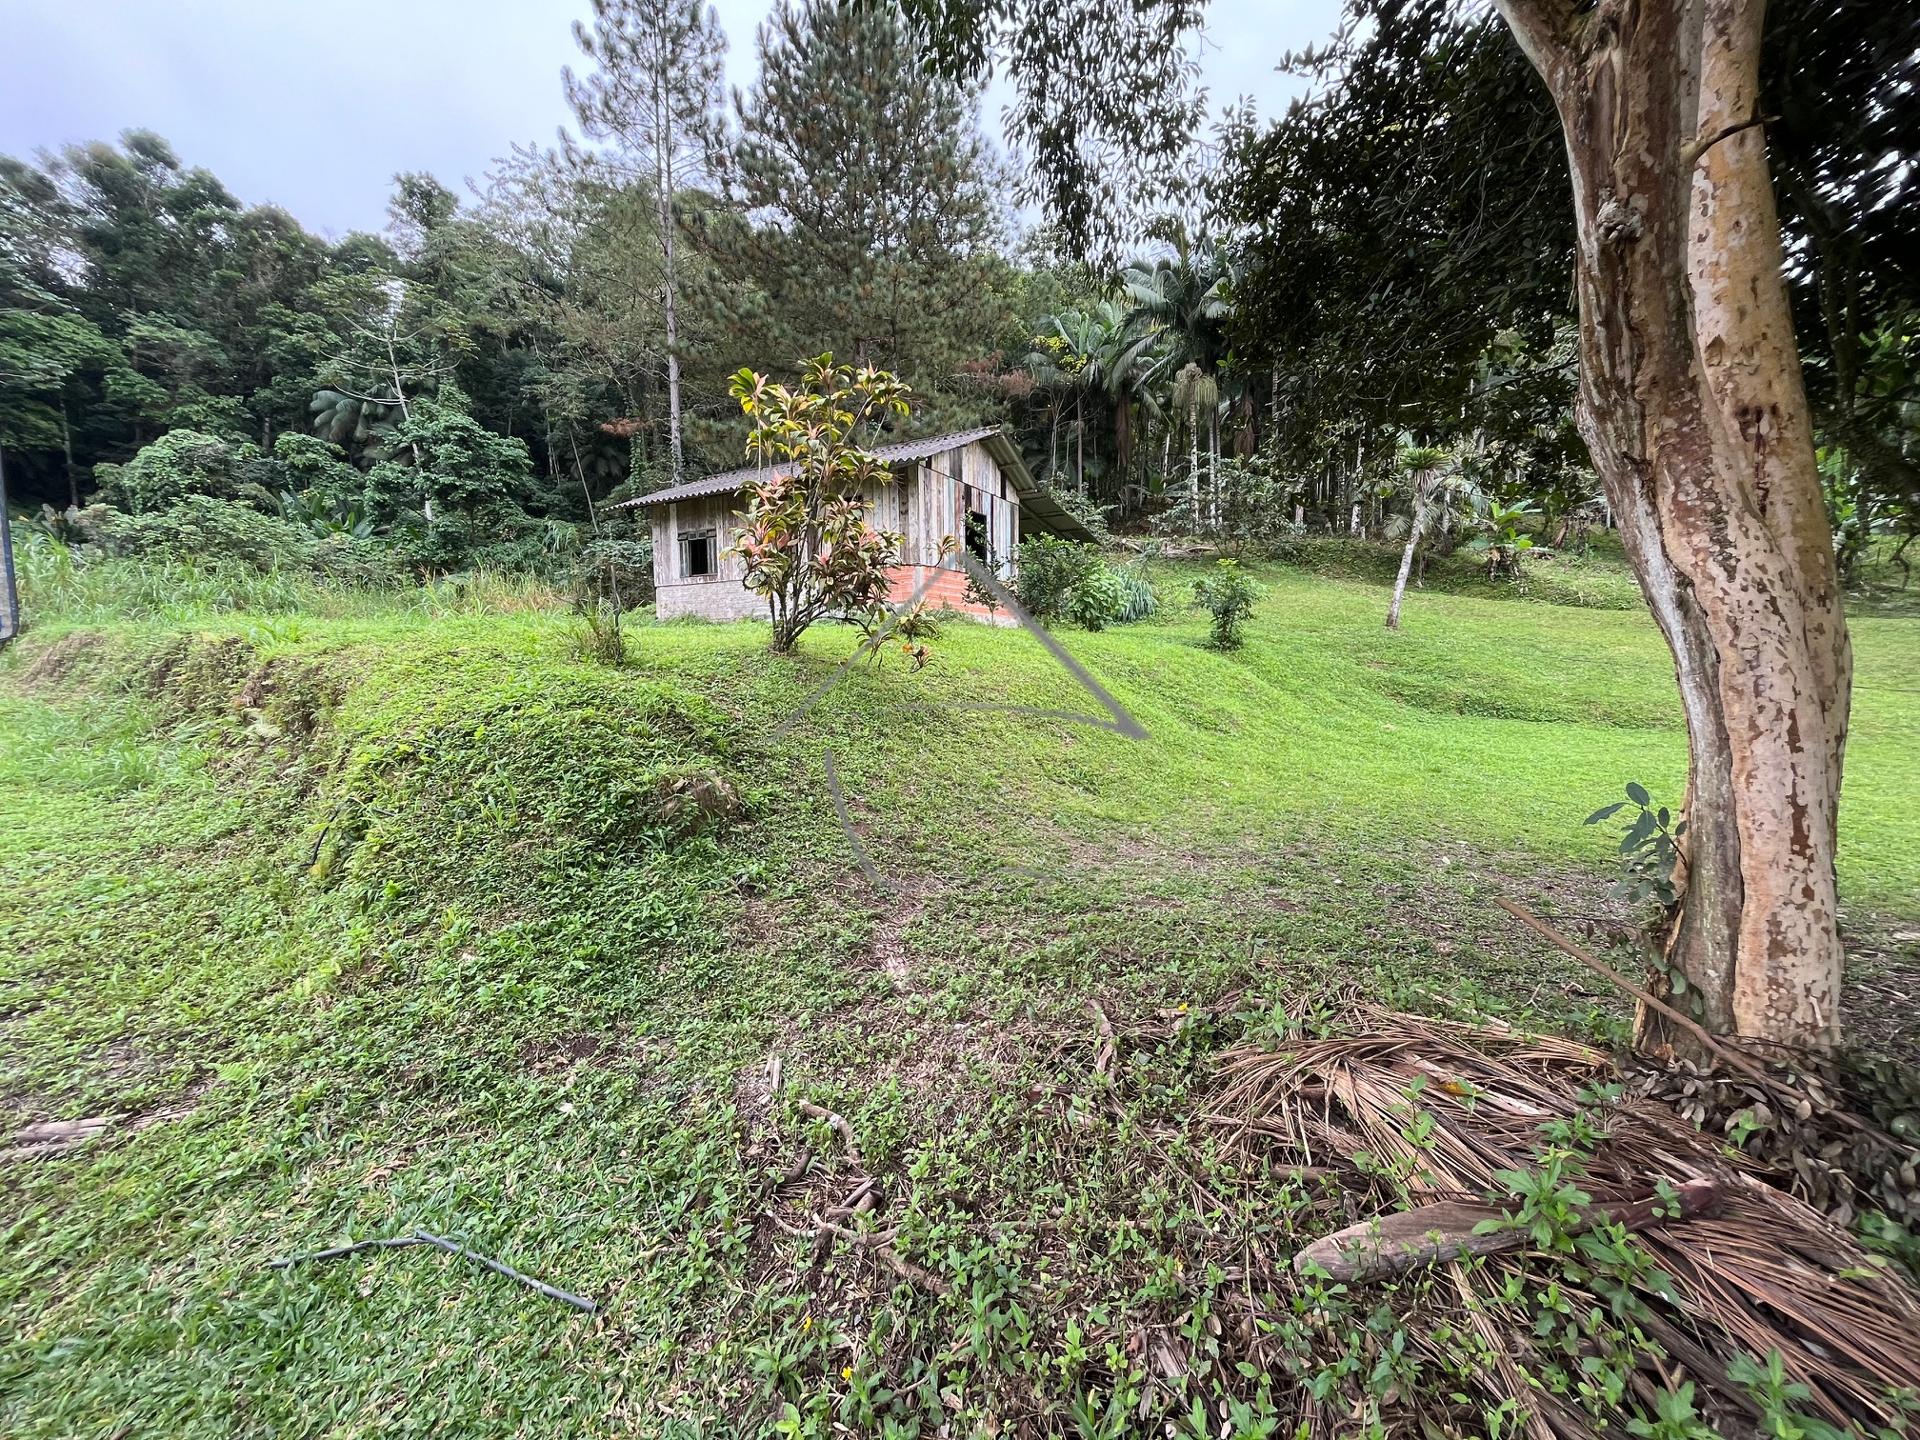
[[2, 556, 1915, 1437]]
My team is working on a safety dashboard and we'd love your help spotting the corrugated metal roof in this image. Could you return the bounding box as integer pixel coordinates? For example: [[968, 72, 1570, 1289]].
[[607, 424, 1095, 543], [610, 427, 1006, 509]]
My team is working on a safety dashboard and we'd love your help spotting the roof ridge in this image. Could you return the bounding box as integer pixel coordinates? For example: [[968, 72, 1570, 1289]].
[[610, 425, 1009, 509]]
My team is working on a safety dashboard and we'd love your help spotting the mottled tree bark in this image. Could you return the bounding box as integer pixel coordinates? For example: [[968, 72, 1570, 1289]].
[[1493, 0, 1851, 1050]]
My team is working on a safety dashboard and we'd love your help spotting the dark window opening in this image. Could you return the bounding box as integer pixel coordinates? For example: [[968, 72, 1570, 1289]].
[[680, 529, 716, 578], [964, 508, 990, 564]]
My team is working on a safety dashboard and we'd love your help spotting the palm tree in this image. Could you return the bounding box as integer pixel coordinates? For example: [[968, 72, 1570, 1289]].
[[1120, 231, 1233, 381], [1385, 443, 1478, 630], [1123, 230, 1234, 527], [1172, 362, 1220, 533], [1025, 299, 1158, 498]]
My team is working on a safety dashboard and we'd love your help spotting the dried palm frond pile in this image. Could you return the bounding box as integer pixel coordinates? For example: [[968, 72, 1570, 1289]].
[[1207, 1004, 1920, 1439]]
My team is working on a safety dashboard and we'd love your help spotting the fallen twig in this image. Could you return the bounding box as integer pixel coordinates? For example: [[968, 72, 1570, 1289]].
[[795, 1098, 863, 1171], [267, 1234, 429, 1267], [815, 1218, 952, 1295], [775, 1146, 813, 1187], [826, 1177, 878, 1220], [1087, 999, 1117, 1082], [267, 1230, 598, 1314], [1294, 1177, 1724, 1283]]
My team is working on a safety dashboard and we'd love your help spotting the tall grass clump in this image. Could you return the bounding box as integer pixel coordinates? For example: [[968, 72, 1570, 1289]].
[[14, 534, 565, 626]]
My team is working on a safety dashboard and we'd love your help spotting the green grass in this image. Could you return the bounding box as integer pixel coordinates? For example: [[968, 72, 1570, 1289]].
[[1, 556, 1915, 1437]]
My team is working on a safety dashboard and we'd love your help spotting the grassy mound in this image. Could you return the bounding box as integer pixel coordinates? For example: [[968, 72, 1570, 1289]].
[[2, 562, 1916, 1436]]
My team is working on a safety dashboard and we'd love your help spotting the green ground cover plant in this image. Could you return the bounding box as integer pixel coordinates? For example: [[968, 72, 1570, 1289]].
[[2, 555, 1916, 1436]]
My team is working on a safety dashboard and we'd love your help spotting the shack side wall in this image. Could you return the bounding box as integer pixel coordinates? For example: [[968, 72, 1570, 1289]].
[[649, 442, 1021, 623]]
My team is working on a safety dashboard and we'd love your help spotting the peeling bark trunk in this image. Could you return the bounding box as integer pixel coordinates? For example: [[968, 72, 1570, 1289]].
[[1494, 0, 1851, 1050]]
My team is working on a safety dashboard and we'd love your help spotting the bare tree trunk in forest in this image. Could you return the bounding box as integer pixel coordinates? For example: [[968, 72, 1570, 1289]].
[[1076, 397, 1086, 495], [0, 446, 19, 645], [382, 328, 433, 524], [653, 66, 685, 477], [1207, 406, 1217, 531], [1495, 0, 1851, 1052], [1187, 400, 1201, 535], [59, 400, 78, 511]]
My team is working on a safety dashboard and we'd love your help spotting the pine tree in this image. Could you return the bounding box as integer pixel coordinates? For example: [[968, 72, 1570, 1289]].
[[725, 0, 1008, 403]]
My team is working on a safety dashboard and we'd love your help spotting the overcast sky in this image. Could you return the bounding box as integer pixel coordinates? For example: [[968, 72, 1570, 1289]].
[[2, 0, 1344, 240]]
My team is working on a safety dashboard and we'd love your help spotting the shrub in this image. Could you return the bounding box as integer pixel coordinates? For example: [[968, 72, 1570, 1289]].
[[92, 430, 277, 515], [568, 602, 630, 667], [80, 496, 317, 570], [1011, 535, 1104, 622], [1066, 565, 1128, 631], [576, 536, 655, 611], [1153, 451, 1303, 544], [727, 357, 911, 655], [1011, 536, 1159, 630], [1192, 559, 1261, 650], [1112, 565, 1158, 623]]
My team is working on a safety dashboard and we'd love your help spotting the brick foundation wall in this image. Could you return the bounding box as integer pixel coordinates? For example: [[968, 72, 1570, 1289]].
[[656, 579, 766, 622], [887, 565, 1017, 626], [655, 565, 1014, 626]]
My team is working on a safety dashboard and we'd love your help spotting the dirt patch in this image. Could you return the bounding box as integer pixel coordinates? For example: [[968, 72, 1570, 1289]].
[[1, 1103, 194, 1163], [18, 629, 107, 688], [732, 894, 782, 946], [518, 1029, 610, 1075], [869, 883, 932, 992]]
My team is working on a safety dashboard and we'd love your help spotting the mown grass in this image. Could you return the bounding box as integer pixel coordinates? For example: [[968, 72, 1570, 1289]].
[[1, 555, 1915, 1437]]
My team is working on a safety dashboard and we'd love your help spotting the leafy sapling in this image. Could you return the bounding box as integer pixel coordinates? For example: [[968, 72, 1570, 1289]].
[[1585, 782, 1686, 908], [1192, 559, 1261, 650]]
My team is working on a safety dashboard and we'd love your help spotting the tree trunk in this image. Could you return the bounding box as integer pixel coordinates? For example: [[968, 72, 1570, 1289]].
[[0, 446, 20, 645], [1388, 474, 1433, 631], [384, 327, 431, 524], [654, 70, 685, 479], [60, 399, 78, 511], [1187, 402, 1201, 535], [1387, 514, 1424, 631], [1495, 0, 1851, 1051]]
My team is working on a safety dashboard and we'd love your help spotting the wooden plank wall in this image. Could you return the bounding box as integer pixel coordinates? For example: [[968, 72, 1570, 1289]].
[[650, 441, 1022, 618]]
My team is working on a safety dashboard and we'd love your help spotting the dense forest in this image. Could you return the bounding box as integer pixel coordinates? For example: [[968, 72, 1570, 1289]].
[[0, 0, 1914, 593]]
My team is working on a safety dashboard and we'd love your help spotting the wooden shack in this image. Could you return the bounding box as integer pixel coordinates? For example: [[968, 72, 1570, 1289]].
[[611, 426, 1096, 625]]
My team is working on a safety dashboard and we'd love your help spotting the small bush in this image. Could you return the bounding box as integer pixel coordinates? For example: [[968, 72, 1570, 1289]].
[[576, 535, 655, 610], [1192, 559, 1261, 650], [80, 496, 317, 569], [568, 602, 630, 667], [90, 430, 277, 515], [1112, 566, 1158, 623], [1010, 535, 1150, 630], [1066, 566, 1128, 631]]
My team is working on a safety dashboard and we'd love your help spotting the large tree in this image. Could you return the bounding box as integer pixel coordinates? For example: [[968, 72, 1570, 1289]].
[[902, 0, 1870, 1052], [1492, 0, 1848, 1052], [565, 0, 729, 477], [1223, 2, 1575, 480], [721, 0, 1009, 404]]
